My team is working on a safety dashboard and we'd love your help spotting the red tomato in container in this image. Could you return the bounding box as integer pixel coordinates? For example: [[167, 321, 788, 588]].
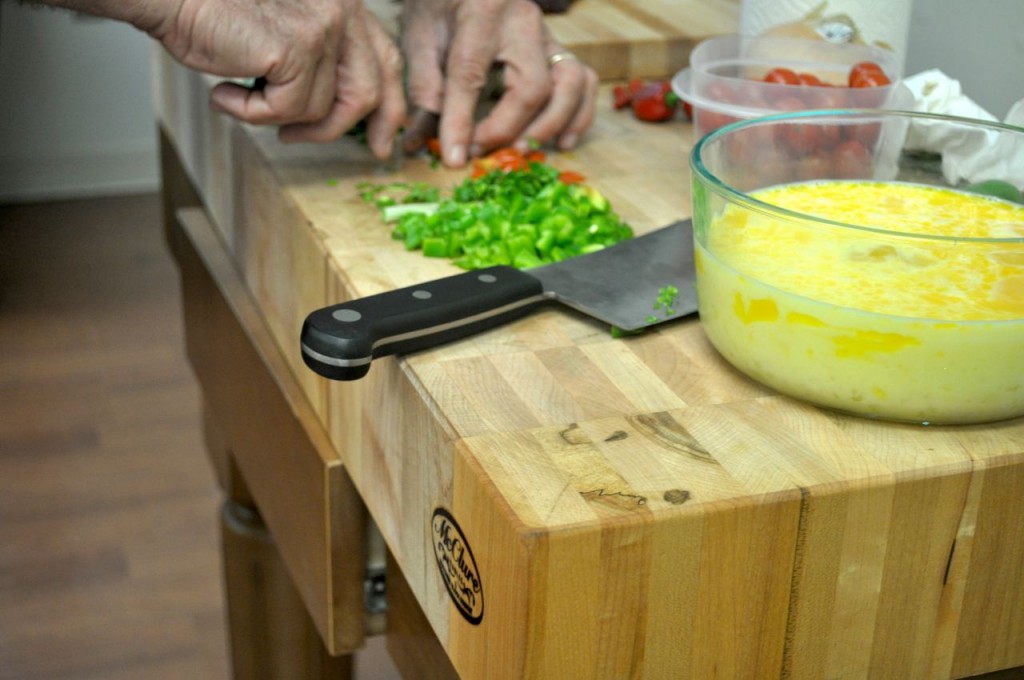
[[843, 120, 882, 148], [793, 152, 834, 182], [834, 139, 873, 178], [797, 72, 826, 87], [764, 67, 801, 85], [773, 96, 820, 155], [697, 81, 740, 134], [808, 87, 849, 110], [848, 61, 891, 88]]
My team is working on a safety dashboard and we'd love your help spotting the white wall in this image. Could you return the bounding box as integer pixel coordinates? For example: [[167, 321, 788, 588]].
[[905, 0, 1024, 120], [1, 0, 1022, 204], [0, 3, 158, 203]]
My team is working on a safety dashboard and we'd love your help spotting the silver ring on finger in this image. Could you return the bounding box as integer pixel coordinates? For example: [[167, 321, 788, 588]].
[[547, 51, 579, 68]]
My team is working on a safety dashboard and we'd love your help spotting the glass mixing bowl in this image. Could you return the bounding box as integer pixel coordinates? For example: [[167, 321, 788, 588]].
[[690, 110, 1024, 424]]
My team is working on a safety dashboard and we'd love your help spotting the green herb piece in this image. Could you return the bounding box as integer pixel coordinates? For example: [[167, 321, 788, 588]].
[[642, 285, 681, 324], [356, 181, 441, 209], [654, 285, 680, 317]]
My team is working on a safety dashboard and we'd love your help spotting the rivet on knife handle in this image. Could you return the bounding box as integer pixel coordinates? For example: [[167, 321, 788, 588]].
[[300, 266, 547, 380]]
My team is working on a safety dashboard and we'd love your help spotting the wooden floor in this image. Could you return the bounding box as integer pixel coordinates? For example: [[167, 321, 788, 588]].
[[0, 192, 403, 680], [0, 193, 230, 679]]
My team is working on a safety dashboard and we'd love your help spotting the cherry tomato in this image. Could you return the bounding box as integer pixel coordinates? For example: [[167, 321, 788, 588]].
[[705, 81, 737, 106], [773, 96, 820, 155], [781, 121, 821, 156], [612, 84, 632, 109], [697, 109, 737, 136], [627, 78, 647, 96], [798, 90, 846, 150], [834, 139, 873, 178], [725, 121, 778, 169], [792, 153, 834, 182], [848, 61, 891, 88], [764, 67, 801, 85], [797, 72, 825, 87], [632, 95, 676, 122], [816, 122, 842, 150], [808, 87, 849, 110], [850, 71, 891, 88], [631, 81, 679, 122], [614, 79, 681, 123], [843, 120, 882, 148], [425, 138, 442, 158], [697, 82, 738, 134]]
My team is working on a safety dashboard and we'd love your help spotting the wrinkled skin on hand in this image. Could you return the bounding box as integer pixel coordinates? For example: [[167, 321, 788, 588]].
[[143, 0, 406, 158], [399, 0, 598, 167]]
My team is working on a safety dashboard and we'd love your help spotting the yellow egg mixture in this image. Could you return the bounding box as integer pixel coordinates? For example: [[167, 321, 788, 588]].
[[696, 180, 1024, 423]]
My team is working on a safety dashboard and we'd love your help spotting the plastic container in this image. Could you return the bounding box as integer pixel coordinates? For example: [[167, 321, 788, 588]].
[[674, 34, 907, 139], [689, 110, 1024, 425]]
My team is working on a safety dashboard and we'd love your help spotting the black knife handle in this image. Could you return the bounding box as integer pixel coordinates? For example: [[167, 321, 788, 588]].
[[300, 265, 547, 380]]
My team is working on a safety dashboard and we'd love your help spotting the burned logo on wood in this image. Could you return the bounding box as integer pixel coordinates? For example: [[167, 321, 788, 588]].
[[431, 508, 484, 624]]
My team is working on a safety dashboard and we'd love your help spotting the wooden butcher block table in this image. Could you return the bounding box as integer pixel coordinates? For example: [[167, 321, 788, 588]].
[[155, 6, 1024, 678], [365, 0, 741, 80]]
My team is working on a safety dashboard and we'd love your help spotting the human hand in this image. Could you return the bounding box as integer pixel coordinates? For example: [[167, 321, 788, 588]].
[[399, 0, 598, 167], [142, 0, 406, 158]]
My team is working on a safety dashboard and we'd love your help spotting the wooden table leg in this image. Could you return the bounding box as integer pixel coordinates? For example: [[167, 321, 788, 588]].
[[221, 498, 353, 680], [205, 405, 353, 680], [386, 550, 459, 680]]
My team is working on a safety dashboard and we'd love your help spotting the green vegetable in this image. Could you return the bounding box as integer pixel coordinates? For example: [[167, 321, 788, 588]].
[[610, 325, 642, 338], [964, 179, 1023, 204], [356, 181, 441, 208], [645, 285, 681, 324], [358, 162, 633, 270], [656, 285, 680, 316], [613, 285, 682, 338], [381, 202, 439, 222]]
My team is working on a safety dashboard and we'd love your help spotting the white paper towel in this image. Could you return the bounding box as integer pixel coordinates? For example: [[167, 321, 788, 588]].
[[901, 69, 1024, 186]]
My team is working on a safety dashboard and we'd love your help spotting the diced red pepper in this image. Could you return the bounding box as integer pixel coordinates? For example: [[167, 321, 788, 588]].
[[558, 170, 586, 185], [471, 156, 499, 178]]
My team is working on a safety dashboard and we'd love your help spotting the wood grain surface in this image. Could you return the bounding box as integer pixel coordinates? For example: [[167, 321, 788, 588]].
[[364, 0, 741, 81], [546, 0, 740, 79], [153, 4, 1024, 675]]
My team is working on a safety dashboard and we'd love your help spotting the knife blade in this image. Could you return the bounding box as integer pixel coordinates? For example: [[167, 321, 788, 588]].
[[300, 218, 697, 380]]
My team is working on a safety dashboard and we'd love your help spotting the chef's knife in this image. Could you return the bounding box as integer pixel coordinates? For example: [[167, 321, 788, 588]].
[[300, 218, 697, 380]]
